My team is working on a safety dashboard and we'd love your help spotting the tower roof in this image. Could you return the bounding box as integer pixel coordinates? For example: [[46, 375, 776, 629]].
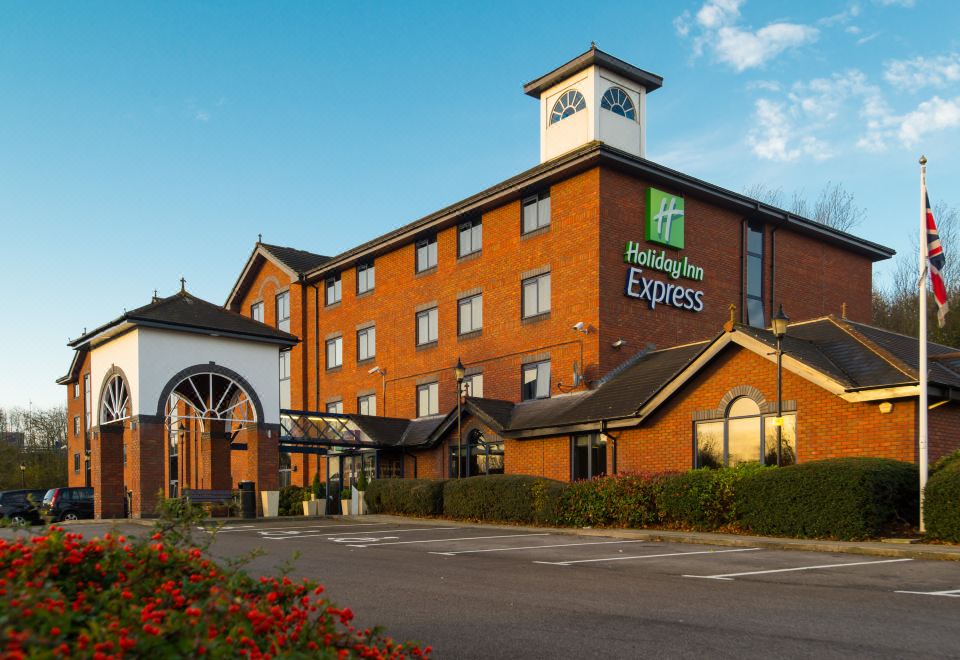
[[523, 45, 663, 98]]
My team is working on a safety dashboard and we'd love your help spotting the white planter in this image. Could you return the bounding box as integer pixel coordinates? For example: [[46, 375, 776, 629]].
[[351, 486, 360, 515], [340, 497, 351, 516], [261, 490, 279, 518], [356, 493, 366, 515], [302, 500, 318, 516], [317, 499, 328, 516]]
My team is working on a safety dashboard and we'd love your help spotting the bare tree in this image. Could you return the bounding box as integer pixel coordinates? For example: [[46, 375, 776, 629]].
[[744, 181, 864, 232]]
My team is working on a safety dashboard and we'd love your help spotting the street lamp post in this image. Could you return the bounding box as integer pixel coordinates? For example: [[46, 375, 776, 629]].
[[454, 358, 465, 479], [771, 305, 790, 467], [19, 463, 26, 488]]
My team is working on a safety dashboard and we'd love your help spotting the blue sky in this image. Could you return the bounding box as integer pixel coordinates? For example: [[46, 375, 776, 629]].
[[2, 0, 958, 407]]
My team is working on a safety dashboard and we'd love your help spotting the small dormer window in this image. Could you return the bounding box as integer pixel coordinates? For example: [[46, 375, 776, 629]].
[[549, 89, 586, 125], [600, 87, 636, 120]]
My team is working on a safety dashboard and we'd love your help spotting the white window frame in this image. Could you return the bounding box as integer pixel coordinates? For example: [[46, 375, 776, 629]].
[[326, 274, 342, 306], [416, 236, 438, 272], [326, 400, 344, 415], [416, 307, 439, 346], [417, 381, 439, 417], [357, 326, 376, 361], [326, 336, 343, 369], [279, 350, 291, 410], [522, 272, 551, 318], [458, 219, 482, 257], [458, 294, 483, 335], [522, 192, 551, 234], [251, 301, 264, 323], [276, 291, 290, 332], [357, 260, 375, 294], [462, 373, 483, 398], [357, 393, 376, 416], [522, 360, 551, 400]]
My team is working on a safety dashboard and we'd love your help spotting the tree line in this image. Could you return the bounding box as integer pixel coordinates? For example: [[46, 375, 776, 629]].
[[0, 405, 68, 491]]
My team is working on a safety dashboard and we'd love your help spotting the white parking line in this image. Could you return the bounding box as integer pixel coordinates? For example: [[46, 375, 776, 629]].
[[216, 522, 390, 533], [264, 527, 460, 540], [429, 539, 651, 556], [895, 588, 960, 598], [534, 547, 761, 566], [347, 533, 551, 548], [684, 557, 913, 580]]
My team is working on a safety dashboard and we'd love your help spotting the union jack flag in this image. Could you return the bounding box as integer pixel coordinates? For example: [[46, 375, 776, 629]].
[[926, 192, 949, 328]]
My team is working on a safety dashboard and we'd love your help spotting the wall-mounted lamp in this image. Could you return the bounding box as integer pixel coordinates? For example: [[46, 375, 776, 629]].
[[878, 402, 893, 414], [612, 339, 626, 349]]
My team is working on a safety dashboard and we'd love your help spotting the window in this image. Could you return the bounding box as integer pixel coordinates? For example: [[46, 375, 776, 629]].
[[416, 236, 437, 272], [251, 302, 264, 323], [73, 416, 80, 438], [695, 397, 797, 468], [522, 360, 551, 400], [169, 412, 179, 498], [83, 374, 91, 431], [572, 433, 607, 481], [326, 336, 343, 369], [550, 89, 586, 124], [357, 260, 375, 294], [458, 219, 482, 257], [600, 86, 636, 120], [279, 452, 292, 489], [462, 373, 483, 398], [276, 291, 290, 332], [279, 351, 291, 409], [522, 192, 551, 234], [522, 272, 551, 318], [450, 429, 505, 478], [326, 400, 343, 414], [417, 382, 439, 417], [325, 274, 342, 306], [73, 383, 79, 399], [73, 453, 80, 473], [458, 294, 482, 335], [357, 393, 376, 416], [746, 223, 764, 328], [416, 307, 439, 346], [357, 326, 376, 361]]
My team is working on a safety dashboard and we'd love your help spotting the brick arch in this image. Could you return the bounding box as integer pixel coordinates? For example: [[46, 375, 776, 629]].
[[97, 365, 132, 426], [154, 363, 265, 423], [256, 275, 283, 303], [717, 385, 767, 414]]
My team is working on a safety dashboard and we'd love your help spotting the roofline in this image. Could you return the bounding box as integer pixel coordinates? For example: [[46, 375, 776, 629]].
[[295, 143, 893, 283], [522, 46, 663, 98], [225, 244, 298, 310]]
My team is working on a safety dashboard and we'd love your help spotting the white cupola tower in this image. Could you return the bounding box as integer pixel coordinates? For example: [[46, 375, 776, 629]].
[[523, 44, 663, 163]]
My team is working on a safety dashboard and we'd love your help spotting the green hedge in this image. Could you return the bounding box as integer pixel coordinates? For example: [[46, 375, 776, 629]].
[[735, 458, 918, 540], [279, 486, 306, 517], [558, 473, 661, 528], [657, 464, 767, 531], [442, 474, 566, 524], [925, 459, 960, 542], [364, 479, 444, 517]]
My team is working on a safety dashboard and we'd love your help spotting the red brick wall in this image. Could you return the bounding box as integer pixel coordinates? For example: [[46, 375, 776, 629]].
[[65, 353, 91, 488], [928, 402, 960, 462]]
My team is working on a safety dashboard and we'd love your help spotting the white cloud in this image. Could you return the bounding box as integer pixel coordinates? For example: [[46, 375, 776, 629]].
[[677, 1, 818, 72], [845, 25, 862, 35], [898, 96, 960, 145], [714, 23, 819, 72], [819, 3, 862, 27], [884, 54, 960, 89], [874, 0, 915, 6], [856, 32, 881, 45], [748, 99, 833, 161], [746, 79, 782, 92]]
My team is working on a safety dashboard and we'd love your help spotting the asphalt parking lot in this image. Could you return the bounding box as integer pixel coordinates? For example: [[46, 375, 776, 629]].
[[203, 519, 959, 659], [6, 518, 958, 658]]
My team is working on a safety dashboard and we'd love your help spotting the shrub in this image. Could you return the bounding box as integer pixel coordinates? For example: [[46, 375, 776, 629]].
[[0, 505, 429, 657], [558, 474, 661, 528], [931, 449, 960, 475], [442, 475, 566, 524], [364, 479, 444, 517], [278, 486, 305, 516], [735, 458, 918, 540], [312, 473, 325, 500], [925, 458, 960, 542], [657, 464, 767, 531]]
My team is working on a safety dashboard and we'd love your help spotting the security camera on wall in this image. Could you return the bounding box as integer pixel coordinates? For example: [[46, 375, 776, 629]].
[[572, 321, 585, 332]]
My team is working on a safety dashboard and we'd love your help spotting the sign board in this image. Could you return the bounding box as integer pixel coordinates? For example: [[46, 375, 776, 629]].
[[646, 188, 685, 249]]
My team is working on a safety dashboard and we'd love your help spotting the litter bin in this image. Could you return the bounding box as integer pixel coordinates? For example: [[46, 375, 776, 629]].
[[239, 481, 256, 519]]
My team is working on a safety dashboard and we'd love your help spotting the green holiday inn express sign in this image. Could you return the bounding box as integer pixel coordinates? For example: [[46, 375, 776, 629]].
[[623, 187, 706, 313]]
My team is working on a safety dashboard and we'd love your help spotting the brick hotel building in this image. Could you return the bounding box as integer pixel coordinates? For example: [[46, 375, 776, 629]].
[[60, 47, 960, 516]]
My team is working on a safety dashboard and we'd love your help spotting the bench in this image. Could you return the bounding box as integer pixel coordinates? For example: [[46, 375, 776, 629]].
[[182, 489, 237, 517]]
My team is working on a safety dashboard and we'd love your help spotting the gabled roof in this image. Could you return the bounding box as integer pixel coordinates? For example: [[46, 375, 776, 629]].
[[523, 44, 663, 98], [225, 242, 330, 310], [68, 289, 299, 350], [56, 347, 88, 385]]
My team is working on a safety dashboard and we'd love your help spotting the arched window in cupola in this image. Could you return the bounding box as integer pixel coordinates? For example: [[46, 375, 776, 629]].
[[600, 86, 636, 120], [550, 89, 587, 125]]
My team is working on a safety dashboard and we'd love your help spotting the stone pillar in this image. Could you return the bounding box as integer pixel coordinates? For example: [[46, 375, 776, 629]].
[[244, 424, 279, 514], [198, 420, 232, 490], [91, 425, 125, 519], [129, 419, 166, 518]]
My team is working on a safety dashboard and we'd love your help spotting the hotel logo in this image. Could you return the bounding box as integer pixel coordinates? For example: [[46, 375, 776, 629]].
[[646, 188, 684, 249]]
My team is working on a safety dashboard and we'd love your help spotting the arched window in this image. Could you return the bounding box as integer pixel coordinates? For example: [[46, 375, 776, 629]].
[[695, 396, 796, 468], [450, 429, 505, 477], [550, 89, 586, 125], [100, 374, 130, 425], [163, 372, 257, 429], [600, 86, 636, 120]]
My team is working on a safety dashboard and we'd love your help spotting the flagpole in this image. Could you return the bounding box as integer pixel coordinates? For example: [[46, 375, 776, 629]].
[[918, 154, 929, 533]]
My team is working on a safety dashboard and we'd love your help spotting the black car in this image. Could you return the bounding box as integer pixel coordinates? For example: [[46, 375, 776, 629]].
[[0, 489, 48, 525], [41, 487, 94, 522]]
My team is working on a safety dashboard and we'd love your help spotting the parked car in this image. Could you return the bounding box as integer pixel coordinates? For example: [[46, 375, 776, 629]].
[[41, 487, 94, 522], [0, 489, 48, 525]]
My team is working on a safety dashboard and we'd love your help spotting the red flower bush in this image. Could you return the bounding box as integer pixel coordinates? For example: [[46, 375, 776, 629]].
[[0, 526, 430, 659]]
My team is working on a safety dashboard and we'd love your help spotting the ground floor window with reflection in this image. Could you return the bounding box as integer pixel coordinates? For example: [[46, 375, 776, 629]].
[[279, 451, 292, 488], [571, 433, 607, 480], [450, 429, 505, 478], [695, 396, 796, 468]]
